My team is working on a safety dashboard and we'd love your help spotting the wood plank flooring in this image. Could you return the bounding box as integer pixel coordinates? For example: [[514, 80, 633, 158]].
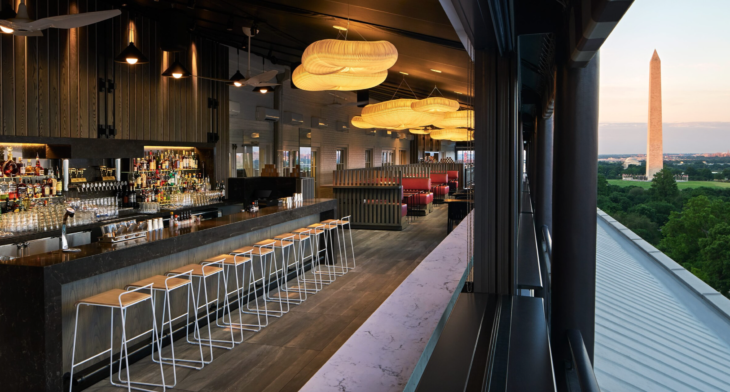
[[87, 205, 449, 392]]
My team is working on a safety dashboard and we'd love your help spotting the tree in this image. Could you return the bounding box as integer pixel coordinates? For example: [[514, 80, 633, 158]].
[[614, 212, 661, 245], [597, 174, 609, 196], [699, 223, 730, 297], [650, 168, 679, 202], [659, 195, 730, 267]]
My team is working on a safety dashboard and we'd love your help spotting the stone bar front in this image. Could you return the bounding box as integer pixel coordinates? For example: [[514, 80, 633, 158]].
[[0, 199, 337, 392]]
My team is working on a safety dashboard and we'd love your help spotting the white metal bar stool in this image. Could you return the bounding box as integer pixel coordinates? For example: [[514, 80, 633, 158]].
[[125, 271, 203, 388], [203, 251, 263, 342], [306, 223, 336, 285], [168, 262, 233, 359], [334, 216, 356, 271], [68, 284, 165, 392], [320, 220, 348, 277], [229, 245, 281, 322], [276, 229, 319, 294], [256, 236, 306, 305]]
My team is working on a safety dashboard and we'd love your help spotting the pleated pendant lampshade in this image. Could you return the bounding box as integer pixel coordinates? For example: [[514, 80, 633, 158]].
[[362, 99, 446, 129], [411, 97, 460, 113], [293, 65, 388, 91], [430, 128, 473, 141], [302, 39, 398, 75], [408, 128, 432, 135], [433, 110, 474, 128]]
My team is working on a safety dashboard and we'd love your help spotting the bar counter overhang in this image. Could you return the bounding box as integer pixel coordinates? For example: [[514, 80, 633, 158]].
[[0, 198, 337, 392]]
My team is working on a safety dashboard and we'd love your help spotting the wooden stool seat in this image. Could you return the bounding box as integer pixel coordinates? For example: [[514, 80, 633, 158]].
[[256, 238, 294, 248], [292, 228, 312, 234], [169, 264, 223, 277], [276, 233, 309, 241], [307, 223, 325, 229], [79, 289, 150, 307], [204, 254, 252, 265], [128, 275, 190, 290], [230, 246, 273, 256], [254, 239, 277, 247]]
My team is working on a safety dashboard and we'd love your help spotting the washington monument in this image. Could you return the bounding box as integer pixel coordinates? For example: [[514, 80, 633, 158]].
[[647, 50, 663, 179]]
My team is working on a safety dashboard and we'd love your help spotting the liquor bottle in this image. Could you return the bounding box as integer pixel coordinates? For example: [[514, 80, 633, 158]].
[[33, 180, 41, 198], [149, 152, 156, 171], [8, 179, 16, 200], [17, 158, 25, 176], [17, 177, 27, 200], [26, 159, 32, 176], [35, 154, 42, 176], [133, 158, 138, 172], [3, 148, 17, 177], [43, 178, 51, 197], [55, 167, 63, 196]]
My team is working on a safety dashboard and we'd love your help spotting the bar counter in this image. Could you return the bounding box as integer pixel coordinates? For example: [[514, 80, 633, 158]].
[[0, 198, 337, 392]]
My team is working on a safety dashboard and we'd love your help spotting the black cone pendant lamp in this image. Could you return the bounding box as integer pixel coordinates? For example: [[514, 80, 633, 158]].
[[162, 53, 191, 79], [115, 19, 149, 64], [230, 48, 245, 87]]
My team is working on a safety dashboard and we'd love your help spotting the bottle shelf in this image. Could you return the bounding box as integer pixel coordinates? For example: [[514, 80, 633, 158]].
[[122, 169, 200, 173], [0, 175, 53, 179]]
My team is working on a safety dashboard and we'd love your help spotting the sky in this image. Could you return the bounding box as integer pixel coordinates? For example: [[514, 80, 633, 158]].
[[598, 0, 730, 154]]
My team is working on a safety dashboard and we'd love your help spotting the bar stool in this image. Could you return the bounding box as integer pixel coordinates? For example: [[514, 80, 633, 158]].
[[326, 216, 355, 272], [69, 284, 166, 392], [229, 245, 281, 322], [168, 261, 233, 360], [276, 229, 319, 294], [321, 219, 350, 276], [125, 271, 203, 388], [306, 223, 336, 285], [203, 251, 263, 343], [256, 236, 306, 305]]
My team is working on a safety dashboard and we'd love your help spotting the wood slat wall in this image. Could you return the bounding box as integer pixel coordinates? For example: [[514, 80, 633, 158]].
[[0, 1, 229, 176]]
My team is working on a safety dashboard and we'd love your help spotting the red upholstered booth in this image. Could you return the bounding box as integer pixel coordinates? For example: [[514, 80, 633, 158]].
[[402, 178, 434, 216], [430, 173, 450, 203], [447, 170, 460, 194]]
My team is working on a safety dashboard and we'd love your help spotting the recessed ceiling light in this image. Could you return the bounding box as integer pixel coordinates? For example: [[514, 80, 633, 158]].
[[400, 71, 409, 75], [455, 91, 463, 95], [431, 69, 442, 73], [333, 26, 348, 31]]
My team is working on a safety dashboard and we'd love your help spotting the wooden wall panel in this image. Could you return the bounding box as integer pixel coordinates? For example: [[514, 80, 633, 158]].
[[0, 3, 229, 166]]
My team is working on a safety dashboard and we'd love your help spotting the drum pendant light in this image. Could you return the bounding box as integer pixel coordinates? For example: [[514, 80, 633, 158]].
[[293, 65, 387, 91], [433, 110, 474, 128], [115, 21, 148, 64]]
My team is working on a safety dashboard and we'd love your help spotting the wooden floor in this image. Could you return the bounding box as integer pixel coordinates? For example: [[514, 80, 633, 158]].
[[87, 205, 449, 392]]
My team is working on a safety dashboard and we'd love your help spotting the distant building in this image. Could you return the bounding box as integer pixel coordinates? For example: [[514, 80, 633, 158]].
[[623, 157, 640, 169]]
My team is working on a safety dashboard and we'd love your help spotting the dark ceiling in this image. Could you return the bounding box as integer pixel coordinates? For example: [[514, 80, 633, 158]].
[[107, 0, 471, 104]]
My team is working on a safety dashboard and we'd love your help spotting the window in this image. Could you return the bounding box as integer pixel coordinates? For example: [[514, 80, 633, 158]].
[[336, 148, 347, 170], [382, 150, 394, 166], [365, 149, 373, 168], [457, 150, 474, 163]]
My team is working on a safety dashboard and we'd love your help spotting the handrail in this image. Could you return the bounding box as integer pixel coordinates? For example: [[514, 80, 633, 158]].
[[542, 225, 552, 259], [567, 329, 601, 392]]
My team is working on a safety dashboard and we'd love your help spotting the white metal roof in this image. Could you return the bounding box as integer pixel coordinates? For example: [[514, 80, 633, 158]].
[[595, 219, 730, 391]]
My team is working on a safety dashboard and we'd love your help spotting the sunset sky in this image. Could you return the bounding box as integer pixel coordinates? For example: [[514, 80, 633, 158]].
[[598, 0, 730, 154]]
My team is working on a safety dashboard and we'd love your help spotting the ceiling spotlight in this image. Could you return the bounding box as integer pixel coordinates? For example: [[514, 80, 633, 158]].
[[0, 26, 13, 34], [162, 58, 192, 79], [333, 25, 348, 31], [399, 71, 409, 75], [253, 86, 270, 94], [430, 69, 442, 73]]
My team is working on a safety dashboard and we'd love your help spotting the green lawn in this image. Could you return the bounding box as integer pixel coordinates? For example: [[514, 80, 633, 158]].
[[608, 179, 730, 189]]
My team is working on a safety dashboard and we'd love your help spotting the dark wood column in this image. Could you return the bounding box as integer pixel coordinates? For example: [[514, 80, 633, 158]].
[[551, 51, 600, 389], [473, 48, 519, 295]]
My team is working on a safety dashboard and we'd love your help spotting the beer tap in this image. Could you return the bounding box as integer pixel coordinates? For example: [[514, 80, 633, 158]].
[[61, 207, 81, 253]]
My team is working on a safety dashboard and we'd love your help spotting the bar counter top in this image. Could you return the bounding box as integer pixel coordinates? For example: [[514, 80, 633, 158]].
[[4, 198, 336, 272]]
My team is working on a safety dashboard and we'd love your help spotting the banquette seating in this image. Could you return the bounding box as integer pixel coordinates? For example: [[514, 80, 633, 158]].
[[430, 173, 450, 203], [447, 170, 460, 194], [402, 177, 434, 216]]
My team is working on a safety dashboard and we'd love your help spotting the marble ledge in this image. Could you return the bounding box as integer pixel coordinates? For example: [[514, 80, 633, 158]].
[[301, 212, 473, 392]]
